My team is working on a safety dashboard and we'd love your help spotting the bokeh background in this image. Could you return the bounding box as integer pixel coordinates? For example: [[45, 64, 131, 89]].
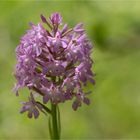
[[0, 0, 140, 139]]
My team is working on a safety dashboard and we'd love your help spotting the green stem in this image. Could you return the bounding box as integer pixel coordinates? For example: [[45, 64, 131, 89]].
[[51, 103, 60, 140]]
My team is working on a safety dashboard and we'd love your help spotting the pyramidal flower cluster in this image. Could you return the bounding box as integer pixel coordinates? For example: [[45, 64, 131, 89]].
[[14, 13, 95, 118]]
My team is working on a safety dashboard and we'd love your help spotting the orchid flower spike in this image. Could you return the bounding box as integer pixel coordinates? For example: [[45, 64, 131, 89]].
[[14, 12, 95, 118]]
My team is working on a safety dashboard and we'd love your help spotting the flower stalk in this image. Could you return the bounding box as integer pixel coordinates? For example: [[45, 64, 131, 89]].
[[36, 101, 60, 139], [50, 104, 60, 139]]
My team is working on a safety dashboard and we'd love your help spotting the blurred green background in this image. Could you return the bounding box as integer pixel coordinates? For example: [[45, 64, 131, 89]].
[[0, 0, 140, 139]]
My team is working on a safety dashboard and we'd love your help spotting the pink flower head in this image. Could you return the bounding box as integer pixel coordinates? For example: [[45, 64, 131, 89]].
[[14, 13, 95, 118]]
